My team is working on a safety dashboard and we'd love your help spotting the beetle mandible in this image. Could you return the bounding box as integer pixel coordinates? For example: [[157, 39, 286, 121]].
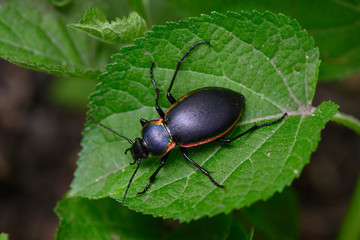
[[91, 41, 287, 204]]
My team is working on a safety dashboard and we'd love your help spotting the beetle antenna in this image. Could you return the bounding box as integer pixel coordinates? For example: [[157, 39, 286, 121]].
[[88, 116, 133, 145], [122, 159, 141, 205]]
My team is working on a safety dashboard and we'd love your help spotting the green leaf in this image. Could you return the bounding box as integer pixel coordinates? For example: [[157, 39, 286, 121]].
[[0, 0, 99, 78], [166, 0, 360, 81], [0, 233, 9, 240], [239, 188, 299, 239], [56, 186, 294, 239], [69, 11, 338, 221], [51, 0, 130, 70], [56, 197, 257, 240], [0, 0, 126, 79], [55, 197, 168, 240], [170, 214, 232, 240], [68, 9, 147, 45]]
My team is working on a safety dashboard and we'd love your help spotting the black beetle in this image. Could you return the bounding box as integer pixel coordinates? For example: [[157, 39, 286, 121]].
[[91, 41, 287, 204]]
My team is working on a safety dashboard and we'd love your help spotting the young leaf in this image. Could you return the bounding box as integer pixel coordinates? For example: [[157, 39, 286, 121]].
[[68, 9, 147, 45], [69, 11, 338, 221]]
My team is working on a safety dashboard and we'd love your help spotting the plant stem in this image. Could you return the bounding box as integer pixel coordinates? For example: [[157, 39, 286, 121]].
[[333, 111, 360, 239], [331, 112, 360, 135], [337, 175, 360, 240]]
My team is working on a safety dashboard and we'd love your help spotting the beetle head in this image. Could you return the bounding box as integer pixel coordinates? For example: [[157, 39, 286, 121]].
[[126, 138, 149, 160], [121, 138, 149, 205], [88, 117, 149, 204]]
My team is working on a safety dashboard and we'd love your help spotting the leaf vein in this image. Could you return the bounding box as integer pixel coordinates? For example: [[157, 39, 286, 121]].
[[206, 21, 303, 107]]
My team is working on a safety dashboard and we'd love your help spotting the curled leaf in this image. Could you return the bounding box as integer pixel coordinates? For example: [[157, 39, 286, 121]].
[[68, 8, 147, 44]]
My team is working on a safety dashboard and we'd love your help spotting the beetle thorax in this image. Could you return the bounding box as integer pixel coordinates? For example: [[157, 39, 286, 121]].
[[141, 119, 175, 157]]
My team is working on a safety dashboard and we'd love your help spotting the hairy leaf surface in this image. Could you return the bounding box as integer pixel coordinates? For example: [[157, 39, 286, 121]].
[[70, 11, 338, 221]]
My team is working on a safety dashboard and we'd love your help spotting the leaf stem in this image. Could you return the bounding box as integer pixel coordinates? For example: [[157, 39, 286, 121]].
[[331, 112, 360, 135], [337, 175, 360, 240]]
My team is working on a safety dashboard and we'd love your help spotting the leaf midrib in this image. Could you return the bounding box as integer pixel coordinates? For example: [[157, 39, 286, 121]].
[[129, 66, 304, 112]]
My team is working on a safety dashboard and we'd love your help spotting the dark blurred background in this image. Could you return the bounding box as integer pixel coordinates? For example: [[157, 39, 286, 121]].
[[0, 59, 359, 240], [0, 60, 84, 239]]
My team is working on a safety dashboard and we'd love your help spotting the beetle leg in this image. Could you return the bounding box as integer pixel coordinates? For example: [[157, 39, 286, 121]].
[[150, 61, 165, 118], [137, 153, 170, 195], [218, 113, 287, 143], [167, 41, 211, 104], [180, 147, 224, 188]]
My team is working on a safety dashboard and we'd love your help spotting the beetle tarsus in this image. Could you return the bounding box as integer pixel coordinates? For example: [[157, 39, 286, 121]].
[[180, 147, 224, 188]]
